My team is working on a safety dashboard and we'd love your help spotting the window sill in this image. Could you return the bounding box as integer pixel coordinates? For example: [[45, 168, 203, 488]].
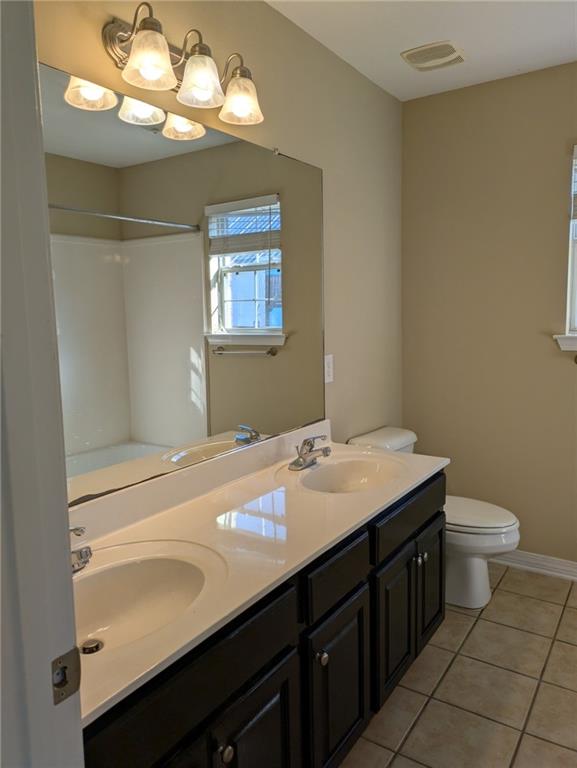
[[206, 333, 286, 347], [553, 334, 577, 351]]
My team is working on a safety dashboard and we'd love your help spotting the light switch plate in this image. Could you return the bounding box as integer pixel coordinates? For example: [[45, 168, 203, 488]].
[[324, 354, 334, 384]]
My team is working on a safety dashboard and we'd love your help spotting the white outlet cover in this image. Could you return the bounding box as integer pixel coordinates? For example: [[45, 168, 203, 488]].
[[324, 354, 334, 384]]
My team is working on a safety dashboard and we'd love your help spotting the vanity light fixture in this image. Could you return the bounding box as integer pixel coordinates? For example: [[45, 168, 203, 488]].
[[64, 76, 118, 111], [102, 5, 264, 123], [162, 112, 206, 141], [219, 54, 264, 126], [115, 2, 177, 91], [176, 30, 225, 108], [118, 95, 165, 125]]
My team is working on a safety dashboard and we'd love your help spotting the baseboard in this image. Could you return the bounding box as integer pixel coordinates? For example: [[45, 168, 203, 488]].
[[492, 550, 577, 581]]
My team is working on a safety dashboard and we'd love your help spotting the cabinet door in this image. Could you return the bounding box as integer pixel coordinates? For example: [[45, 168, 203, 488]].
[[162, 737, 208, 768], [208, 650, 301, 768], [372, 540, 416, 708], [416, 513, 445, 651], [306, 584, 370, 768]]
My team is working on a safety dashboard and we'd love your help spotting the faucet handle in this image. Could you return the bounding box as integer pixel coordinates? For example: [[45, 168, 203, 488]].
[[307, 434, 328, 444], [235, 425, 260, 444], [301, 434, 328, 450], [297, 434, 329, 457], [69, 526, 86, 537], [237, 424, 260, 438]]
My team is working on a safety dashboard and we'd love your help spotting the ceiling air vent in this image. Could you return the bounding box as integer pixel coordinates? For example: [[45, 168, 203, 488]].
[[401, 41, 464, 71]]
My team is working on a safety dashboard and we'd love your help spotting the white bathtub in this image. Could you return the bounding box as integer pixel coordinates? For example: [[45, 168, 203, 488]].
[[66, 442, 168, 477]]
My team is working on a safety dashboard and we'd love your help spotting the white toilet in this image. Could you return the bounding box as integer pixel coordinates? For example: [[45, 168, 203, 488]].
[[348, 426, 520, 609]]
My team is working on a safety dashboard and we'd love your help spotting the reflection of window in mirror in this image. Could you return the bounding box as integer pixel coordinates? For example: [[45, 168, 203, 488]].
[[206, 195, 283, 334], [568, 148, 577, 334]]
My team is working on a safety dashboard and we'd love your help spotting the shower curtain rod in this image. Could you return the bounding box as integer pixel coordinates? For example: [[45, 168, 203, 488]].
[[48, 203, 200, 232]]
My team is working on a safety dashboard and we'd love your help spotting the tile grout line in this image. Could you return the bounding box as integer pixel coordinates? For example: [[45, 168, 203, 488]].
[[393, 569, 508, 763], [359, 572, 577, 768], [456, 645, 550, 683], [476, 615, 562, 642], [393, 603, 482, 764], [506, 574, 574, 767], [496, 586, 571, 608]]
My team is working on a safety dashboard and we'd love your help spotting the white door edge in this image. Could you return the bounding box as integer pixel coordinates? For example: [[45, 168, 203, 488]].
[[2, 3, 84, 766]]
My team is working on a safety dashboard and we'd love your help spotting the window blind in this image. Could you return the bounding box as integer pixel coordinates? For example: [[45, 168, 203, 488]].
[[206, 195, 281, 255], [572, 148, 577, 222]]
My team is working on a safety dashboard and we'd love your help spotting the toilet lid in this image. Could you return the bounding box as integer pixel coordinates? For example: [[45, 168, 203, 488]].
[[444, 495, 519, 534]]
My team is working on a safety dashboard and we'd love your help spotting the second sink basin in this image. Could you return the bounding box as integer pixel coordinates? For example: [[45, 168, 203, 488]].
[[74, 540, 227, 652], [301, 458, 403, 494], [162, 440, 238, 467]]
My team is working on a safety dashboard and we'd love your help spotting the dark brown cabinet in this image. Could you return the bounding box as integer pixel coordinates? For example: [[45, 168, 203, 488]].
[[83, 474, 446, 768], [163, 738, 208, 768], [208, 650, 302, 768], [416, 513, 445, 651], [372, 540, 416, 707], [372, 513, 445, 707], [305, 585, 371, 768]]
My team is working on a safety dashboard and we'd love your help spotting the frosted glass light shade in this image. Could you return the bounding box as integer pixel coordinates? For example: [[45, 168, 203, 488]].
[[219, 77, 264, 125], [64, 76, 118, 111], [162, 113, 206, 141], [118, 96, 165, 125], [122, 29, 177, 91], [176, 55, 225, 108]]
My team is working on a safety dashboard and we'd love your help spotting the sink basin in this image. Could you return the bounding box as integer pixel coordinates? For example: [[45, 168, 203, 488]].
[[162, 440, 237, 467], [74, 541, 227, 651], [300, 458, 402, 494]]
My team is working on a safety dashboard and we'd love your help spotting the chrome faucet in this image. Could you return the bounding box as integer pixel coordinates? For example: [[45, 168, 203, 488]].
[[69, 526, 92, 574], [235, 424, 261, 445], [289, 435, 332, 471]]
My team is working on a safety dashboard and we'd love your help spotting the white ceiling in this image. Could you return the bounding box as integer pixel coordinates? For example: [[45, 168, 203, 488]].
[[39, 66, 237, 168], [270, 1, 577, 101]]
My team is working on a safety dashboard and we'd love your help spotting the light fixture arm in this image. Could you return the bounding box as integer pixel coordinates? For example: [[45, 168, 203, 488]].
[[175, 28, 205, 67], [118, 1, 154, 43], [220, 53, 251, 85]]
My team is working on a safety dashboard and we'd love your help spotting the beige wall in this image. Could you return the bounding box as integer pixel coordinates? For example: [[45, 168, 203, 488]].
[[403, 63, 577, 560], [120, 141, 324, 435], [45, 153, 121, 239], [34, 0, 403, 442]]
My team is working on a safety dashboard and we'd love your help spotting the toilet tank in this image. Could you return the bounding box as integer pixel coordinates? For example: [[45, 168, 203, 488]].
[[348, 426, 418, 453]]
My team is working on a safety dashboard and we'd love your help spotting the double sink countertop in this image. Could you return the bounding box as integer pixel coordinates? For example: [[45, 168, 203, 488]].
[[74, 433, 449, 725]]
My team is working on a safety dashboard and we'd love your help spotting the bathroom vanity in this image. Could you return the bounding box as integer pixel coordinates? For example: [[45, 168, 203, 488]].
[[78, 436, 447, 768]]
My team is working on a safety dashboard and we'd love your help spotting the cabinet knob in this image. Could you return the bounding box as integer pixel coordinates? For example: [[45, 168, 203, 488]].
[[416, 555, 423, 567], [220, 744, 235, 764], [423, 552, 429, 563], [316, 650, 330, 667]]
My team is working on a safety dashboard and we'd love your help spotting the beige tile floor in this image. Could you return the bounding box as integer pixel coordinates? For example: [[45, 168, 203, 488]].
[[343, 566, 577, 768]]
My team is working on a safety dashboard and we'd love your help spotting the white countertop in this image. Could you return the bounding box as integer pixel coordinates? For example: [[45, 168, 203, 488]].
[[78, 438, 449, 725]]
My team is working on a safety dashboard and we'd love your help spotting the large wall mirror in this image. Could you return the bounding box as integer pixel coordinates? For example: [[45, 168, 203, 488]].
[[38, 65, 324, 505]]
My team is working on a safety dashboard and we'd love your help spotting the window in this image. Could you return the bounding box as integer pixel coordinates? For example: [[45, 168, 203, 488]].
[[568, 150, 577, 333], [555, 148, 577, 350], [206, 195, 282, 334]]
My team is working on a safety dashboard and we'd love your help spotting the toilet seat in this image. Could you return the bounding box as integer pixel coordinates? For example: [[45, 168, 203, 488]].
[[444, 495, 519, 536]]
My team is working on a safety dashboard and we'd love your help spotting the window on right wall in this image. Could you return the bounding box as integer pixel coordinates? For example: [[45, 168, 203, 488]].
[[555, 147, 577, 350], [568, 150, 577, 333]]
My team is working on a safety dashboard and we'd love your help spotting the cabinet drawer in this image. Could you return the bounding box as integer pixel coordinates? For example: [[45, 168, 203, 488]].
[[304, 531, 370, 624], [84, 586, 299, 768], [371, 474, 446, 566]]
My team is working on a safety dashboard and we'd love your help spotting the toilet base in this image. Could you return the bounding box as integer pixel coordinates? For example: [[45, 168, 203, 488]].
[[446, 554, 491, 609]]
